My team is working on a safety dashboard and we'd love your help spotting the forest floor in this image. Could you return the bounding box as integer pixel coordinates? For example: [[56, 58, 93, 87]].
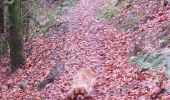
[[0, 0, 170, 99]]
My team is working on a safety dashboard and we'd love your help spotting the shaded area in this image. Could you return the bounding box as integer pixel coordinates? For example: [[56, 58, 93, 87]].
[[37, 63, 66, 91]]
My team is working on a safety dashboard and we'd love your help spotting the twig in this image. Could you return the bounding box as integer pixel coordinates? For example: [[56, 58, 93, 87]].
[[22, 7, 32, 17]]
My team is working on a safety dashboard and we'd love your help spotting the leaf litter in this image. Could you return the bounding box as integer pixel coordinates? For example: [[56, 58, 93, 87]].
[[0, 0, 170, 99]]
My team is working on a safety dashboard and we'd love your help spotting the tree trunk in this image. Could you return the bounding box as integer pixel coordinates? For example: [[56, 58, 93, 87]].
[[0, 1, 4, 34], [21, 0, 30, 42], [8, 0, 25, 72], [0, 0, 7, 56]]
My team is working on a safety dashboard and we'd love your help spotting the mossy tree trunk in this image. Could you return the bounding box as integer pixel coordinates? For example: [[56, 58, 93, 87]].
[[8, 0, 25, 72], [0, 0, 7, 56]]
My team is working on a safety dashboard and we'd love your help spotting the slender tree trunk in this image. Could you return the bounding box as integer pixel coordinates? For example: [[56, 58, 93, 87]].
[[0, 1, 4, 34], [21, 0, 30, 42], [8, 0, 25, 72]]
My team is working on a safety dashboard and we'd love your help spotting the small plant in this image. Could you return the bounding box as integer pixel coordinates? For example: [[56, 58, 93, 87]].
[[99, 4, 119, 21]]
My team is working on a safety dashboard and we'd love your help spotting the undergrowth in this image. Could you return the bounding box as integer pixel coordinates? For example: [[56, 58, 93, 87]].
[[110, 0, 170, 79], [99, 4, 119, 21], [130, 22, 170, 77], [27, 0, 79, 38], [130, 48, 170, 78]]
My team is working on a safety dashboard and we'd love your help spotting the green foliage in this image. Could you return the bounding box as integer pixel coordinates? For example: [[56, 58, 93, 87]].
[[28, 0, 79, 36], [99, 4, 119, 21], [130, 50, 165, 71], [130, 23, 170, 77], [130, 48, 170, 79], [130, 55, 152, 69]]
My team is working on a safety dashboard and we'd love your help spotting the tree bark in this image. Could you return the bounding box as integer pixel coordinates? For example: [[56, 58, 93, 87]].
[[0, 0, 7, 56], [21, 0, 30, 42], [0, 0, 4, 34], [8, 0, 25, 72]]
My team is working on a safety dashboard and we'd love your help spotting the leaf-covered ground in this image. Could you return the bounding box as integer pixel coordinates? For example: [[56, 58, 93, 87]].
[[0, 0, 170, 99]]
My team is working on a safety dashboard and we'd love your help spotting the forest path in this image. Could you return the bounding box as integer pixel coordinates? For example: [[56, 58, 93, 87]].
[[0, 0, 140, 99], [52, 0, 139, 99]]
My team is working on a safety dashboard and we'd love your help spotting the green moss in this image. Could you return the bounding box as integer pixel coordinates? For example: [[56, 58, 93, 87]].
[[99, 4, 119, 21], [150, 55, 165, 71], [130, 50, 166, 72], [8, 0, 25, 71], [130, 55, 152, 69]]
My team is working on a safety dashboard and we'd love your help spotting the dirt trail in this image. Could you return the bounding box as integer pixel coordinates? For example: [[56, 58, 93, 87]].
[[51, 0, 139, 99]]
